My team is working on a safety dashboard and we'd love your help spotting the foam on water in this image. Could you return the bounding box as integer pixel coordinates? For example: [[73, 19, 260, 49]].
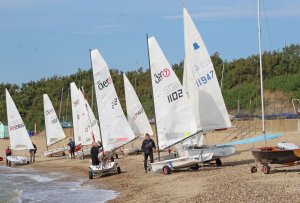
[[0, 166, 118, 203]]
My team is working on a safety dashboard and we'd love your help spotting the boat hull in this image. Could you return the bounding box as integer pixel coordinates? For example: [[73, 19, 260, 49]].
[[122, 147, 141, 155], [89, 162, 117, 174], [251, 147, 300, 164], [150, 153, 213, 172], [177, 145, 236, 160], [7, 156, 29, 165], [43, 147, 68, 157]]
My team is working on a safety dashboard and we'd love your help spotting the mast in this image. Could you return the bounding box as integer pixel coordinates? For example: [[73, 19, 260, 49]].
[[146, 34, 160, 161], [257, 0, 266, 146], [221, 63, 225, 89], [89, 49, 104, 151]]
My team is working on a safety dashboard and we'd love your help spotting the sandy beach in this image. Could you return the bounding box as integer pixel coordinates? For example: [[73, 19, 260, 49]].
[[1, 125, 300, 202]]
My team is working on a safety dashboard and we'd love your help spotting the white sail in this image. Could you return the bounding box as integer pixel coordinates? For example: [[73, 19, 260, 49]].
[[183, 7, 231, 131], [70, 82, 101, 145], [70, 82, 83, 145], [43, 94, 66, 146], [6, 89, 34, 150], [78, 89, 101, 145], [91, 49, 135, 151], [148, 36, 197, 150], [123, 74, 153, 136]]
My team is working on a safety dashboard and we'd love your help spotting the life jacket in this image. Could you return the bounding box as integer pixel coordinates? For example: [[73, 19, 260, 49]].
[[6, 149, 11, 155]]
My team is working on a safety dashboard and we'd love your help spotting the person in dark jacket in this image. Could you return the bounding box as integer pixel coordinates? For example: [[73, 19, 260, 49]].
[[90, 142, 99, 166], [68, 138, 76, 159], [29, 143, 37, 163], [5, 146, 12, 166], [141, 133, 156, 173]]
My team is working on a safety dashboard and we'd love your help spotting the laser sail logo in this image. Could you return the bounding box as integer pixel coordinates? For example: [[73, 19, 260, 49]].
[[193, 42, 200, 50], [97, 77, 113, 91], [154, 68, 171, 84]]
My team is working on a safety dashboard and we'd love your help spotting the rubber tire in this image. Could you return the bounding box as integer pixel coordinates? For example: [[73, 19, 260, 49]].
[[115, 154, 119, 159], [262, 165, 271, 174], [117, 166, 121, 174], [89, 170, 93, 179], [27, 161, 30, 164], [8, 161, 11, 167], [110, 157, 115, 162], [162, 165, 171, 175], [216, 159, 222, 167], [250, 166, 258, 173], [62, 152, 66, 156], [191, 164, 199, 171]]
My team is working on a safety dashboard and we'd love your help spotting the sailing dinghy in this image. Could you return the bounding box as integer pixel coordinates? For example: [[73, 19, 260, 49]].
[[6, 89, 33, 165], [42, 94, 68, 157], [70, 82, 101, 159], [175, 8, 235, 166], [123, 73, 153, 155], [147, 36, 213, 174], [89, 49, 136, 178], [250, 0, 300, 174]]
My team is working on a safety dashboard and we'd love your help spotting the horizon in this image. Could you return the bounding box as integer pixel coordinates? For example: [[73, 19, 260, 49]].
[[0, 0, 299, 84]]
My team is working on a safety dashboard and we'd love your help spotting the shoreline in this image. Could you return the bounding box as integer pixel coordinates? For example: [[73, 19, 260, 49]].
[[1, 132, 300, 202]]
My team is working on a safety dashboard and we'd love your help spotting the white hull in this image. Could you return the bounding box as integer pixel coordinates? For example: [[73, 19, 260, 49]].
[[7, 156, 29, 165], [150, 152, 213, 172], [177, 145, 236, 160], [76, 149, 91, 159], [43, 147, 68, 157], [123, 147, 141, 155], [89, 162, 120, 179]]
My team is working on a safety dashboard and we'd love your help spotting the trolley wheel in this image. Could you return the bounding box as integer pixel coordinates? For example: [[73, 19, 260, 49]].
[[250, 166, 257, 173], [8, 161, 11, 167], [191, 164, 199, 170], [216, 159, 222, 167], [262, 164, 271, 174], [89, 170, 93, 179], [115, 154, 119, 159], [27, 161, 30, 164], [81, 155, 85, 160], [110, 157, 115, 162], [117, 166, 121, 174], [62, 152, 66, 156], [162, 165, 171, 175]]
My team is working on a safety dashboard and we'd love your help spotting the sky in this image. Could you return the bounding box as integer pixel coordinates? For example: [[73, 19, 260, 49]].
[[0, 0, 299, 84]]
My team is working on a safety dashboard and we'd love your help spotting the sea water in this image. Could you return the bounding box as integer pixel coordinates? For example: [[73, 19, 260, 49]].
[[0, 166, 117, 203]]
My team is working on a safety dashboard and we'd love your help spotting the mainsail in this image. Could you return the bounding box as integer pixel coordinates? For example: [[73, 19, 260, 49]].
[[6, 89, 34, 150], [91, 49, 135, 152], [148, 36, 197, 150], [43, 94, 66, 146], [70, 82, 101, 145], [123, 74, 153, 136], [183, 7, 232, 131]]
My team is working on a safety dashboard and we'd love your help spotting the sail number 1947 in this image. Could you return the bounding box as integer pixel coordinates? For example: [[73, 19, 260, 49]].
[[196, 70, 214, 87]]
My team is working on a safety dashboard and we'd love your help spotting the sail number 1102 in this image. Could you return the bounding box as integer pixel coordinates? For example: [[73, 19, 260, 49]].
[[167, 89, 183, 103]]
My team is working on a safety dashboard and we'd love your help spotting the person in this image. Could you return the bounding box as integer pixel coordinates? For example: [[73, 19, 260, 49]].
[[29, 143, 37, 163], [90, 142, 100, 166], [5, 146, 12, 167], [141, 133, 156, 173], [68, 138, 76, 159]]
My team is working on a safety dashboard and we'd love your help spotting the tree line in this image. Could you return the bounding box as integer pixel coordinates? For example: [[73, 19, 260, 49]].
[[0, 44, 299, 131]]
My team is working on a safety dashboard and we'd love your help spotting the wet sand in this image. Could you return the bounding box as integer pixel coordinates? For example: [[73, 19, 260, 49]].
[[1, 130, 300, 202]]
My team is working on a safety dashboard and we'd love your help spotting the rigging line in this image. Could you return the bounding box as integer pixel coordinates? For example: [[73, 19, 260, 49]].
[[262, 0, 273, 50]]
